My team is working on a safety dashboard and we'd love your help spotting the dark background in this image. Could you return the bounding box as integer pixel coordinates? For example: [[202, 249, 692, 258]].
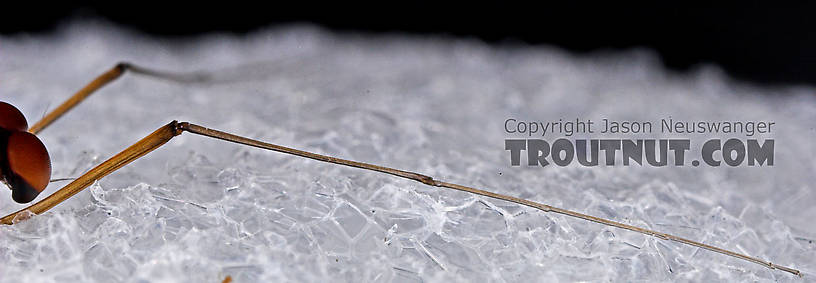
[[2, 2, 814, 86]]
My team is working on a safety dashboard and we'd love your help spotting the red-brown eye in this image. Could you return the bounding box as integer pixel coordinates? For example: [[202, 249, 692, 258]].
[[5, 131, 51, 203], [0, 102, 29, 132]]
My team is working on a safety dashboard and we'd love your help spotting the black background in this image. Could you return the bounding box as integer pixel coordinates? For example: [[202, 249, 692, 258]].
[[2, 2, 814, 86]]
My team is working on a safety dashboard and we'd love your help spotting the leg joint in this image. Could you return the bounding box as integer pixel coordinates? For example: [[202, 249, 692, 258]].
[[170, 120, 191, 136], [115, 61, 133, 71]]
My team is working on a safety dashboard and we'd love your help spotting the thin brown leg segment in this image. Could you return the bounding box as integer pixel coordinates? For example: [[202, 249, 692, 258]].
[[177, 123, 802, 277], [5, 121, 796, 276], [28, 64, 128, 134], [2, 121, 181, 224], [27, 63, 204, 135]]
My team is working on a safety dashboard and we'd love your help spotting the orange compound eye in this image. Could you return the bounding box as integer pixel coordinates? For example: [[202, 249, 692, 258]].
[[0, 102, 29, 132], [4, 131, 51, 203]]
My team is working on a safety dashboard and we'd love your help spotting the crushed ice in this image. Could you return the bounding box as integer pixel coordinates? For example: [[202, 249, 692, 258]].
[[0, 21, 814, 282]]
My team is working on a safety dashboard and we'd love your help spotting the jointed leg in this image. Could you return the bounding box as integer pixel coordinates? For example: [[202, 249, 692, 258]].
[[28, 63, 208, 134], [2, 121, 802, 276], [4, 121, 181, 221], [28, 64, 128, 134]]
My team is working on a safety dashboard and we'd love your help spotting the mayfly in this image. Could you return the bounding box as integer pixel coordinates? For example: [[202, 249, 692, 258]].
[[0, 63, 801, 277]]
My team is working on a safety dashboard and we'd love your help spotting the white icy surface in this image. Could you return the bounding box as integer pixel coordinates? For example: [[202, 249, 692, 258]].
[[0, 21, 814, 282]]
